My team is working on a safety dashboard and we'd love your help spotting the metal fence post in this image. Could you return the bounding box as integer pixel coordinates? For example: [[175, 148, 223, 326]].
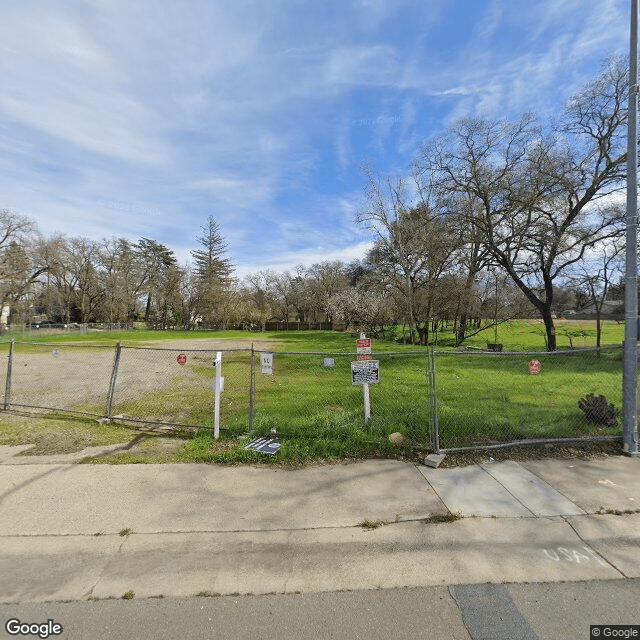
[[213, 351, 222, 439], [3, 340, 14, 410], [428, 347, 440, 454], [106, 342, 123, 419], [249, 345, 256, 433]]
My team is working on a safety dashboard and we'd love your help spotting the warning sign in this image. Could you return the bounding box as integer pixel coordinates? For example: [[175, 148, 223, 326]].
[[356, 338, 372, 361], [351, 360, 380, 385]]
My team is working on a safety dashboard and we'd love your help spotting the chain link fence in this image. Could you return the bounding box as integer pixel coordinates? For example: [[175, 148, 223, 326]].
[[430, 346, 624, 451], [252, 351, 431, 447], [2, 342, 253, 433], [106, 346, 253, 432], [4, 341, 116, 414], [0, 340, 627, 452]]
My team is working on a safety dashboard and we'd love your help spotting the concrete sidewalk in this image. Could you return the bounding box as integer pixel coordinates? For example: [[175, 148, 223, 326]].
[[0, 445, 638, 603]]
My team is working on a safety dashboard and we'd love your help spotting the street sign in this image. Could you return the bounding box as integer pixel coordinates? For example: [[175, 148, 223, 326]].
[[177, 354, 187, 365], [351, 360, 380, 385]]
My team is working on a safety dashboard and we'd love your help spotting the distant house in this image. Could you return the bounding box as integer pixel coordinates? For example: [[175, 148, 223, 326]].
[[573, 300, 624, 320]]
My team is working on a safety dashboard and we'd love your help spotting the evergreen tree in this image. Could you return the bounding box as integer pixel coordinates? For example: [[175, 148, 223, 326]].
[[190, 216, 234, 326]]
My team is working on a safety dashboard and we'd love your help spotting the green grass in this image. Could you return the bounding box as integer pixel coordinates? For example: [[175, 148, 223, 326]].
[[0, 412, 141, 452], [435, 347, 623, 448], [0, 322, 627, 462], [0, 319, 626, 351], [432, 318, 625, 351], [0, 327, 252, 346]]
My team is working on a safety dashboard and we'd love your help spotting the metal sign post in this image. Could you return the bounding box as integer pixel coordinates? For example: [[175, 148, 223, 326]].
[[624, 0, 639, 456], [213, 351, 222, 439], [363, 381, 371, 423], [352, 334, 379, 423]]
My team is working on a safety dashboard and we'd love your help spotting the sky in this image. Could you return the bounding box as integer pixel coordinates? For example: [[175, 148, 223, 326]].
[[0, 0, 632, 279]]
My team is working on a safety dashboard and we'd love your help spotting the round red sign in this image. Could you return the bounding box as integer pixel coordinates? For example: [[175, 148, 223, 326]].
[[177, 354, 187, 365], [528, 360, 541, 375]]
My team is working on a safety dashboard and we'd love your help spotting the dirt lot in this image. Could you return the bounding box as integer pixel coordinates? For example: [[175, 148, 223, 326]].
[[4, 338, 277, 413]]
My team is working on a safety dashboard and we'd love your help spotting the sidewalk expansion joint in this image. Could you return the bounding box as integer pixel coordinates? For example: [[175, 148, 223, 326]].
[[519, 464, 582, 506], [560, 515, 628, 578], [415, 466, 450, 512], [479, 463, 536, 517], [0, 516, 477, 540]]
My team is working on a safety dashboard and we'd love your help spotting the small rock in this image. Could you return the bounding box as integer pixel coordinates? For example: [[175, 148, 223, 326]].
[[388, 432, 404, 445]]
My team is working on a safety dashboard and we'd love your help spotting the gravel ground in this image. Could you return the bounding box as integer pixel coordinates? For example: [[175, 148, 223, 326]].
[[6, 338, 276, 412]]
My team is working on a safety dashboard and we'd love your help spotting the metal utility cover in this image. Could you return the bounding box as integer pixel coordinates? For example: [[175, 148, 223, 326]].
[[244, 437, 281, 454]]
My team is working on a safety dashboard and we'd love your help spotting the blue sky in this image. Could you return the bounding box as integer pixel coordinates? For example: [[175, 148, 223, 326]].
[[0, 0, 631, 278]]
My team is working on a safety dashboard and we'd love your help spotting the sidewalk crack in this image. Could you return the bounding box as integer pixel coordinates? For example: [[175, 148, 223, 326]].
[[561, 515, 628, 577]]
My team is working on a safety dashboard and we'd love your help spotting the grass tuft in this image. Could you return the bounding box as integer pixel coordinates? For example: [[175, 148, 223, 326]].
[[423, 511, 462, 524], [359, 519, 388, 529]]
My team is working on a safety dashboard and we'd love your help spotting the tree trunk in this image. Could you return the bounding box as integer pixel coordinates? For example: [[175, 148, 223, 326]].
[[540, 306, 557, 351], [456, 268, 478, 344]]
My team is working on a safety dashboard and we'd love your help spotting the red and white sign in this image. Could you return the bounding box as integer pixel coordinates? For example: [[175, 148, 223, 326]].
[[357, 338, 372, 360], [528, 360, 541, 375], [177, 354, 187, 365]]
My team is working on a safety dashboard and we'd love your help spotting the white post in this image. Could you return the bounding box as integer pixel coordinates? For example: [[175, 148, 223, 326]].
[[214, 351, 222, 439], [363, 382, 371, 423], [359, 332, 371, 423]]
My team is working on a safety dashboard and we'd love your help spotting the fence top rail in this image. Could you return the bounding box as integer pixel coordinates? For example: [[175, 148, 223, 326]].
[[261, 350, 431, 356], [9, 341, 117, 349], [123, 345, 253, 353]]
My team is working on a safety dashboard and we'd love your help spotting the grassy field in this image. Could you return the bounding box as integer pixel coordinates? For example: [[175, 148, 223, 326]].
[[0, 317, 626, 350], [0, 320, 626, 463]]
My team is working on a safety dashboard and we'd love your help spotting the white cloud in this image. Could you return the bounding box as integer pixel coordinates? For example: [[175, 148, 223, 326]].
[[235, 239, 375, 279], [323, 45, 400, 86], [0, 0, 631, 281]]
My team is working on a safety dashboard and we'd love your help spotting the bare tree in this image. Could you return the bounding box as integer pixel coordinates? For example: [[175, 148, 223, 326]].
[[298, 261, 349, 326], [418, 58, 629, 350], [357, 169, 458, 344], [571, 241, 624, 348], [0, 211, 54, 329], [327, 288, 391, 337], [67, 238, 104, 323], [243, 270, 278, 326]]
